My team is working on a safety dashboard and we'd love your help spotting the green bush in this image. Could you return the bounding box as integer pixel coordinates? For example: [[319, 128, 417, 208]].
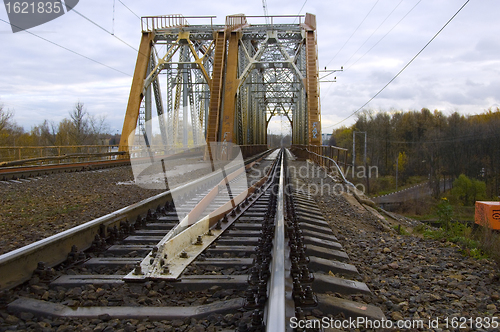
[[451, 174, 487, 206], [436, 197, 453, 230]]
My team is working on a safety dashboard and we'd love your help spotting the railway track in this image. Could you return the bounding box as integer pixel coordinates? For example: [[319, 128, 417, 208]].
[[1, 149, 384, 331], [0, 159, 131, 182]]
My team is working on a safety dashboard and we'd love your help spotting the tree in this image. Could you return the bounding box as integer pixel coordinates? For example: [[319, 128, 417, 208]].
[[65, 102, 108, 145], [328, 134, 337, 146], [69, 102, 92, 144], [452, 174, 486, 206], [470, 178, 487, 204], [452, 174, 472, 205], [397, 151, 408, 176], [0, 105, 25, 146], [31, 120, 57, 146], [0, 104, 14, 132]]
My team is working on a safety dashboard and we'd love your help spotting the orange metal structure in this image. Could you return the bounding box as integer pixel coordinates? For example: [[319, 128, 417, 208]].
[[475, 201, 500, 230]]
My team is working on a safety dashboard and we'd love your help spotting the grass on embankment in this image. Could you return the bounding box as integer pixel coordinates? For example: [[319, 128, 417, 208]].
[[392, 198, 500, 265]]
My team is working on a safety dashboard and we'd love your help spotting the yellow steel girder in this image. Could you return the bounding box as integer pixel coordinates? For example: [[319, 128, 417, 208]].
[[220, 32, 240, 158], [119, 32, 154, 153]]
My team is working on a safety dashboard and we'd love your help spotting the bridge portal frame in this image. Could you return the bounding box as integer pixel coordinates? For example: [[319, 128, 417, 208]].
[[118, 13, 322, 155]]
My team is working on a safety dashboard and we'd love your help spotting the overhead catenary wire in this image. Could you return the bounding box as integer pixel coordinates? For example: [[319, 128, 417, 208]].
[[324, 0, 471, 130], [118, 0, 141, 20], [70, 7, 139, 53], [0, 18, 132, 77], [365, 132, 500, 145], [293, 0, 308, 24], [342, 0, 404, 68], [325, 0, 380, 68], [323, 0, 421, 97], [347, 0, 422, 70]]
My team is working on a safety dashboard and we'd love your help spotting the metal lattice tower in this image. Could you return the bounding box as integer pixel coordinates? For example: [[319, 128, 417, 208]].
[[118, 13, 321, 154]]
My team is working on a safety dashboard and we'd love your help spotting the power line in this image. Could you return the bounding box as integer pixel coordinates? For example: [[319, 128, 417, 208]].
[[366, 131, 500, 145], [0, 18, 132, 77], [323, 0, 421, 97], [118, 0, 141, 20], [293, 0, 308, 24], [342, 0, 404, 68], [70, 7, 139, 52], [324, 0, 471, 130], [347, 0, 422, 70], [326, 0, 380, 68]]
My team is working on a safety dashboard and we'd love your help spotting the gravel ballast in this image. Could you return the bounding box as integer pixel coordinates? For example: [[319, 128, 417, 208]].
[[0, 159, 223, 256], [0, 166, 165, 255], [290, 160, 500, 331], [1, 158, 499, 331]]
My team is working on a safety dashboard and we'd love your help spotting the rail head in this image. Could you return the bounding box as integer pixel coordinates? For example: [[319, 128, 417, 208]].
[[265, 149, 287, 331]]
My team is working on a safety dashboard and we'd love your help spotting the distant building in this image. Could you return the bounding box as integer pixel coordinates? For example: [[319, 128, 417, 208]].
[[322, 133, 332, 145]]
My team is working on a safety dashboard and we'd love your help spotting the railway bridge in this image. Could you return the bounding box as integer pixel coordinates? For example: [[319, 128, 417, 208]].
[[118, 13, 322, 156]]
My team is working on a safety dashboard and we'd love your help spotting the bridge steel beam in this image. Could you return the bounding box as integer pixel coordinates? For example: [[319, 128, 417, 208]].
[[220, 32, 240, 158], [119, 32, 154, 154], [304, 13, 321, 146], [205, 30, 226, 145]]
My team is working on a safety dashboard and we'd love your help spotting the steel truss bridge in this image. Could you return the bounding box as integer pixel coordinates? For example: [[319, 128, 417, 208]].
[[118, 13, 322, 156]]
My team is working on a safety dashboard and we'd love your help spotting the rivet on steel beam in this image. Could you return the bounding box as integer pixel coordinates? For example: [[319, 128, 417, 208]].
[[34, 261, 55, 280], [180, 251, 188, 258], [295, 307, 305, 320], [250, 309, 263, 329], [146, 209, 154, 221], [194, 236, 203, 245], [91, 234, 105, 251], [301, 286, 318, 307], [244, 287, 257, 309], [215, 220, 222, 230], [300, 266, 314, 283], [135, 216, 143, 229], [133, 263, 143, 275]]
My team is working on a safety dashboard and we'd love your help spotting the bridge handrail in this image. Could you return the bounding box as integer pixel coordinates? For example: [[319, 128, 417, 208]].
[[141, 15, 216, 32], [291, 144, 354, 187], [225, 14, 248, 31], [0, 145, 121, 165]]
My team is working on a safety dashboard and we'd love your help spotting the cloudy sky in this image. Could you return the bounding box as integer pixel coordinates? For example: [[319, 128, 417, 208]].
[[1, 0, 498, 136]]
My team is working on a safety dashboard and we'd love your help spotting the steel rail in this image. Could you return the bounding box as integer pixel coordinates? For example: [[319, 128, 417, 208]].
[[0, 149, 272, 290], [265, 149, 287, 331], [0, 159, 131, 181]]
